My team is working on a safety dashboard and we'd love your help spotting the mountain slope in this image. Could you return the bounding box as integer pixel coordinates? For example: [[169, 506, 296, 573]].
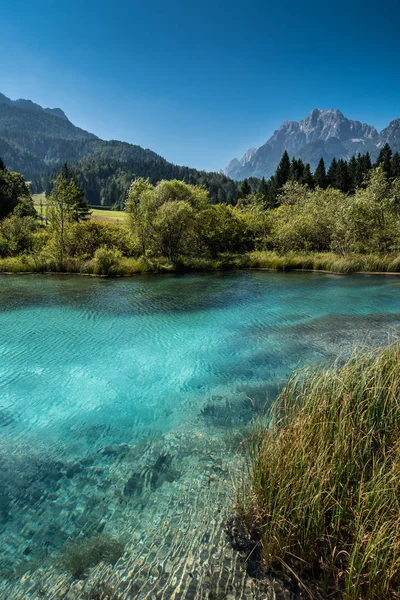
[[0, 92, 239, 205], [224, 109, 399, 180], [0, 93, 165, 180]]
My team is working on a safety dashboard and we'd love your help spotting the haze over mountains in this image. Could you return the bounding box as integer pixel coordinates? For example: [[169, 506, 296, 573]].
[[224, 109, 400, 180]]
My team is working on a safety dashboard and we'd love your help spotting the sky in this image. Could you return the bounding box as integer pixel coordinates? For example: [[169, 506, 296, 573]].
[[1, 0, 400, 171]]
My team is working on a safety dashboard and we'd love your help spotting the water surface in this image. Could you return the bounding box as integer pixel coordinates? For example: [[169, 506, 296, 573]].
[[0, 271, 399, 598]]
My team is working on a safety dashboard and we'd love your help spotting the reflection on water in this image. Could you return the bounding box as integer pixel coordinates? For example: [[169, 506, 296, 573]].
[[0, 272, 399, 598]]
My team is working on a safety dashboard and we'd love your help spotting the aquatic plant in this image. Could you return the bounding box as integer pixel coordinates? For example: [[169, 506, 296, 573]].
[[124, 451, 176, 497], [61, 534, 124, 579], [235, 343, 400, 599]]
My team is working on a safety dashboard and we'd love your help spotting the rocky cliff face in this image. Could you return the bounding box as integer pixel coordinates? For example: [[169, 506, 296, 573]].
[[224, 109, 398, 180], [379, 119, 400, 151]]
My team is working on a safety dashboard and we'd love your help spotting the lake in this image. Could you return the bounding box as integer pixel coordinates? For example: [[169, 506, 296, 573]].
[[0, 271, 399, 598]]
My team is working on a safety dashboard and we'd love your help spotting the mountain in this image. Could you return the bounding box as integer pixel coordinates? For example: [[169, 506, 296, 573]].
[[0, 93, 239, 205], [0, 92, 164, 180], [224, 109, 400, 180]]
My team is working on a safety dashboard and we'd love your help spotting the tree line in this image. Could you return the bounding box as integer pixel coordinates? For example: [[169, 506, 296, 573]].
[[30, 157, 245, 208], [238, 143, 400, 208], [1, 149, 400, 274]]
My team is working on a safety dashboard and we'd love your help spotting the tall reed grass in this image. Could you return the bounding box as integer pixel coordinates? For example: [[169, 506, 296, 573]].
[[237, 344, 400, 598], [2, 251, 400, 276]]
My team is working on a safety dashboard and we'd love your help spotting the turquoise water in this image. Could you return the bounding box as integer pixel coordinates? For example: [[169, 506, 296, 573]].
[[0, 271, 400, 598]]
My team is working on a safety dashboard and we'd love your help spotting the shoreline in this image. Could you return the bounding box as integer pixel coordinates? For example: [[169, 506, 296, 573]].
[[2, 266, 400, 277]]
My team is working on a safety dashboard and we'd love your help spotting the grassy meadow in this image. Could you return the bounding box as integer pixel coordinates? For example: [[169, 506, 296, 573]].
[[32, 194, 127, 223]]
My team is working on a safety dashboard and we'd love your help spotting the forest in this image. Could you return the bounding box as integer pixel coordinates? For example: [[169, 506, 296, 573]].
[[1, 144, 400, 275], [29, 152, 246, 207]]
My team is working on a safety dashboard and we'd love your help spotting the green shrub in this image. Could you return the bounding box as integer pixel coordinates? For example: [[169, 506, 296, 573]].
[[92, 247, 123, 275]]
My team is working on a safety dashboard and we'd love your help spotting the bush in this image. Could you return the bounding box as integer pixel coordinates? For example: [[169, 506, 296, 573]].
[[0, 215, 39, 257], [64, 221, 134, 258], [92, 247, 122, 275], [237, 344, 400, 599]]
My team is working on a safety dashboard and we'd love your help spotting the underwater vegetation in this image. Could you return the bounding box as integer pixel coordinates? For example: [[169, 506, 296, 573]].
[[123, 451, 178, 497], [60, 534, 124, 579]]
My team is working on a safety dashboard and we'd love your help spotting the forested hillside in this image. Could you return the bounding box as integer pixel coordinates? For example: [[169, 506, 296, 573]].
[[0, 93, 242, 205]]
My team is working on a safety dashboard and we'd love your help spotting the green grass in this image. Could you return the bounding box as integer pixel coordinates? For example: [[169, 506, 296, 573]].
[[32, 194, 126, 222], [89, 208, 127, 222], [237, 344, 400, 599], [3, 249, 400, 276]]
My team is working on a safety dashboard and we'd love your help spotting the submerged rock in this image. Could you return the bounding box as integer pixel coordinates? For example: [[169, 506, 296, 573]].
[[225, 513, 263, 578]]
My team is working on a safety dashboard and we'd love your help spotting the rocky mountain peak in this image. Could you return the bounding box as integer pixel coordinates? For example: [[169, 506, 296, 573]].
[[224, 108, 391, 180], [241, 147, 257, 164]]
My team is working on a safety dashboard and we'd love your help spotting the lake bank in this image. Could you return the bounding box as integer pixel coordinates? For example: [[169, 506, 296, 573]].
[[3, 250, 400, 277]]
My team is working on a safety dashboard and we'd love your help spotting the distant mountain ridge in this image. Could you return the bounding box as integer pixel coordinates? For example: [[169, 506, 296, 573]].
[[0, 92, 166, 180], [224, 109, 400, 180], [0, 92, 71, 122]]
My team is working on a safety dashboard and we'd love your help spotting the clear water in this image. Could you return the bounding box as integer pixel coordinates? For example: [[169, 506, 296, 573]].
[[0, 271, 400, 598]]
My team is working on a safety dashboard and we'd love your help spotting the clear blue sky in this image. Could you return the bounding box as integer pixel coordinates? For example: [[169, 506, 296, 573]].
[[1, 0, 399, 171]]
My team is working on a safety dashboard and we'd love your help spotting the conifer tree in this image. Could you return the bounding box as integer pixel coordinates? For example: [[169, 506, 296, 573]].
[[364, 152, 372, 171], [300, 163, 315, 188], [238, 178, 251, 199], [335, 159, 351, 193], [348, 155, 358, 192], [392, 152, 400, 178], [327, 157, 338, 188], [275, 151, 291, 188], [290, 158, 305, 182], [356, 152, 372, 187], [376, 143, 393, 177], [257, 177, 269, 202], [314, 158, 328, 188], [57, 164, 91, 222]]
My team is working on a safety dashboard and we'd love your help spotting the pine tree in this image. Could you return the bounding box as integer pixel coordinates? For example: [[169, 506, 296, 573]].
[[356, 152, 372, 187], [364, 152, 372, 171], [327, 157, 338, 188], [0, 157, 6, 172], [275, 151, 291, 188], [392, 152, 400, 178], [300, 163, 315, 188], [375, 143, 392, 177], [238, 178, 251, 199], [58, 163, 91, 222], [348, 155, 358, 192], [335, 159, 351, 193], [290, 158, 305, 182], [257, 177, 269, 201], [314, 158, 328, 189]]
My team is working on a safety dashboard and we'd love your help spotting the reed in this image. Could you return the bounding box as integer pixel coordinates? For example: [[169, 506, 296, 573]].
[[238, 344, 400, 598], [2, 251, 400, 276]]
